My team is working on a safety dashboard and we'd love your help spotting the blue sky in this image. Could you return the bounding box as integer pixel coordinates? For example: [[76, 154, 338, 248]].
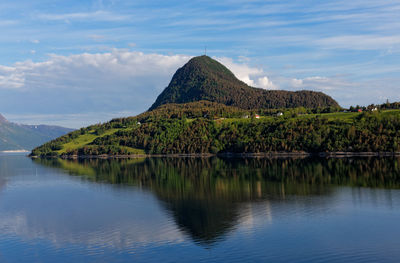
[[0, 0, 399, 127]]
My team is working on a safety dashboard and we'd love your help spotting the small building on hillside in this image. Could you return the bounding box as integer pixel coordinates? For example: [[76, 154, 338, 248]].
[[371, 107, 378, 112], [255, 114, 260, 119], [277, 112, 283, 116], [358, 109, 363, 112]]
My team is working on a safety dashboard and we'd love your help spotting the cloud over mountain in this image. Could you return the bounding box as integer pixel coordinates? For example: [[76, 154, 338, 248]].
[[0, 51, 274, 127], [215, 57, 277, 90]]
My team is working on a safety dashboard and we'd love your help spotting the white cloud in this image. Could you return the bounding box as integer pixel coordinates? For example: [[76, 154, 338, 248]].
[[316, 35, 400, 50], [291, 78, 303, 87], [0, 51, 275, 94], [88, 34, 105, 42], [256, 76, 278, 90], [3, 50, 192, 93], [0, 51, 192, 127], [288, 76, 354, 91], [0, 65, 25, 89], [0, 19, 18, 26], [37, 11, 130, 22], [215, 57, 277, 90], [0, 51, 276, 127]]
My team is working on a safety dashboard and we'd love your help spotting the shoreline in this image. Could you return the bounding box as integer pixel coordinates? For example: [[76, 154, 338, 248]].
[[30, 151, 400, 159]]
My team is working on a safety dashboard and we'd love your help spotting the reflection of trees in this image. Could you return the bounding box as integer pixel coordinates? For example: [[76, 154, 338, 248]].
[[34, 157, 400, 245]]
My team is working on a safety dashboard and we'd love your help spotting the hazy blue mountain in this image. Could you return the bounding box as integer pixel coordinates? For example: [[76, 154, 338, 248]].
[[0, 114, 73, 151]]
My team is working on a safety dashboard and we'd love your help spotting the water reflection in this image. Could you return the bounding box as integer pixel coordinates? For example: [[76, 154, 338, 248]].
[[0, 155, 186, 253], [34, 157, 400, 245]]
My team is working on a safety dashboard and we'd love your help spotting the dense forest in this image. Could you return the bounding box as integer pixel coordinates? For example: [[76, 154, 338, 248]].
[[149, 56, 339, 110], [30, 101, 400, 157]]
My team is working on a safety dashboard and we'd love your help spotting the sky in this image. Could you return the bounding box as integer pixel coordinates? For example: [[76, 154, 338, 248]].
[[0, 0, 399, 128]]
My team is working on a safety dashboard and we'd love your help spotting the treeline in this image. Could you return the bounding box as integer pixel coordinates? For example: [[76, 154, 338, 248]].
[[349, 101, 400, 111], [378, 101, 400, 110]]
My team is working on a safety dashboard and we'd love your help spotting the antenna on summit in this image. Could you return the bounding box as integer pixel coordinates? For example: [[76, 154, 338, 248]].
[[204, 46, 207, 56]]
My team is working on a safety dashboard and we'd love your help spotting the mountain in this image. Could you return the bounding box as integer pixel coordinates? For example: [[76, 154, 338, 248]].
[[0, 114, 74, 151], [149, 56, 339, 110], [30, 56, 400, 157], [0, 114, 7, 123]]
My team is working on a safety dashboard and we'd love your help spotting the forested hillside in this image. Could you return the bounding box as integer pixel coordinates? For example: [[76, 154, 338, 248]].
[[149, 56, 339, 110], [31, 102, 400, 157]]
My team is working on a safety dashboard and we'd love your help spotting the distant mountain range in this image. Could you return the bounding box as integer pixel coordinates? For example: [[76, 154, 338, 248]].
[[0, 114, 73, 151], [149, 55, 339, 110]]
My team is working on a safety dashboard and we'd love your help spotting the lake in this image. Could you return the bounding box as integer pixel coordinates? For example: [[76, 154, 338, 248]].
[[0, 153, 399, 262]]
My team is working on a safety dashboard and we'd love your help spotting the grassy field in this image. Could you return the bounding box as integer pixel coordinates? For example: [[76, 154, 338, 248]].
[[58, 128, 145, 155], [58, 128, 119, 154], [296, 112, 360, 123]]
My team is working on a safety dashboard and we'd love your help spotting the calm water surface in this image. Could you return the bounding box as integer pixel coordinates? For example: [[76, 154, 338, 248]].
[[0, 153, 399, 262]]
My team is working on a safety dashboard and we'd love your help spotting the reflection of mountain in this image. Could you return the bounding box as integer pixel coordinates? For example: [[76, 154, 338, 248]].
[[34, 157, 400, 245], [164, 196, 239, 244]]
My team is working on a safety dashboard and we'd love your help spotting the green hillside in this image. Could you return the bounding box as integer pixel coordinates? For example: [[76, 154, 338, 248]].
[[149, 56, 339, 110], [30, 101, 400, 157]]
